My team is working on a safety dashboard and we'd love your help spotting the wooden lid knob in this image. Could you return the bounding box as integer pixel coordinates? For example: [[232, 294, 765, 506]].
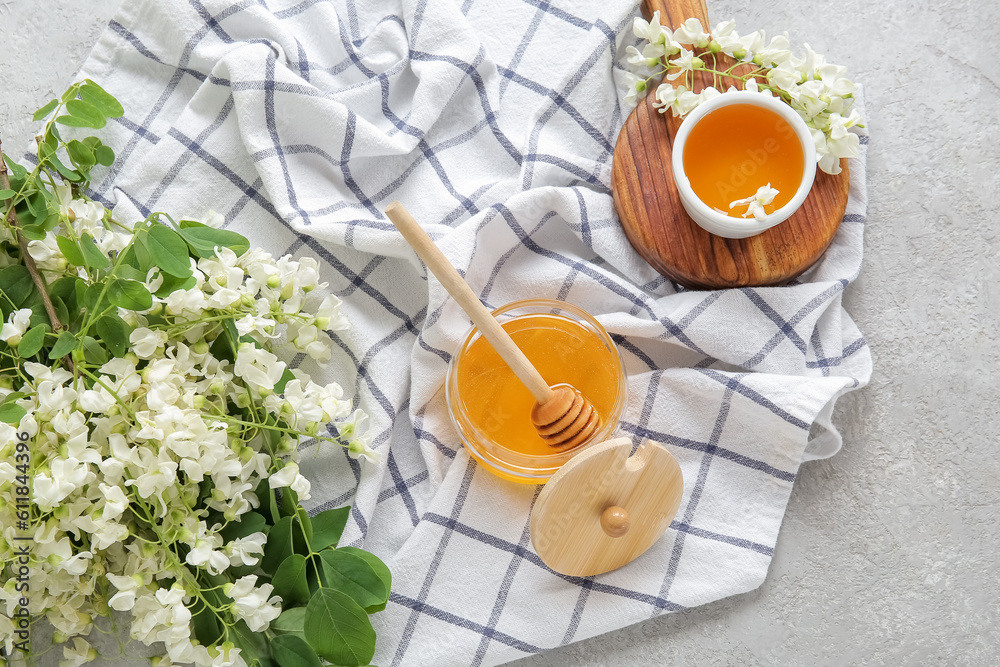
[[600, 506, 630, 538], [530, 437, 684, 577]]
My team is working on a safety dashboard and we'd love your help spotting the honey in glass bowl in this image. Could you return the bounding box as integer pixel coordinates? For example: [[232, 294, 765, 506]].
[[445, 298, 627, 484]]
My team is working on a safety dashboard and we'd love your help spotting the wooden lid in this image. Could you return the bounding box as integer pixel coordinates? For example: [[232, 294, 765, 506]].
[[529, 437, 684, 577]]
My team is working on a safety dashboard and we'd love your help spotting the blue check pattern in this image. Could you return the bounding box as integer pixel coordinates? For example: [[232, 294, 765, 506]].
[[74, 0, 872, 664]]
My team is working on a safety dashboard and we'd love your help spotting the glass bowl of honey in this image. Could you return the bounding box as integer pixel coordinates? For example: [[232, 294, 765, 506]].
[[445, 298, 627, 484], [671, 90, 817, 239]]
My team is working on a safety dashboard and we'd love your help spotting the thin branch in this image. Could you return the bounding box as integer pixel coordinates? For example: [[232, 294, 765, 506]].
[[0, 137, 73, 370]]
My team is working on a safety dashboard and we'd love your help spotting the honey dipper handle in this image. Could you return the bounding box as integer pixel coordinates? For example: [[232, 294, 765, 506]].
[[385, 202, 555, 405]]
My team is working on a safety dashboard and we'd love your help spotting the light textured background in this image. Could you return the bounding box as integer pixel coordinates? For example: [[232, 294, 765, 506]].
[[2, 0, 998, 665]]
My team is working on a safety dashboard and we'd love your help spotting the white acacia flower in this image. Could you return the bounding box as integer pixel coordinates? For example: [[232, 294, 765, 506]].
[[234, 345, 286, 395], [60, 637, 97, 667], [633, 10, 665, 44], [729, 183, 780, 219], [712, 20, 742, 53], [34, 458, 96, 512], [672, 17, 710, 48], [106, 573, 144, 611], [226, 532, 267, 567], [0, 308, 32, 345], [26, 233, 66, 272], [666, 48, 704, 80], [130, 327, 168, 359], [224, 575, 282, 632], [185, 530, 230, 575]]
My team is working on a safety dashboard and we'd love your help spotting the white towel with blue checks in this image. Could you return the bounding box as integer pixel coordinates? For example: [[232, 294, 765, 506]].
[[72, 0, 872, 664]]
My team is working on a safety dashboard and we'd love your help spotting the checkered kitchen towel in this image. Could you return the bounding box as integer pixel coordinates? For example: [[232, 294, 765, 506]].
[[66, 0, 872, 664]]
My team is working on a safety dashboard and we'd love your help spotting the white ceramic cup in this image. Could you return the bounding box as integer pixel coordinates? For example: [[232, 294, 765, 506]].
[[671, 90, 817, 239]]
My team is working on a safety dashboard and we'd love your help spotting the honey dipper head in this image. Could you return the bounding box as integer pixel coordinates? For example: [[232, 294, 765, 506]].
[[530, 385, 601, 452]]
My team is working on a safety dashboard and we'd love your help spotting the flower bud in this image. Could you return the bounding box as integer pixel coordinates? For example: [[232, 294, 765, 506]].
[[304, 422, 320, 437], [733, 48, 747, 60], [209, 379, 225, 396], [192, 395, 206, 409], [708, 40, 722, 53], [691, 57, 704, 70], [266, 274, 281, 289], [193, 340, 210, 355], [241, 294, 255, 307], [280, 282, 294, 300]]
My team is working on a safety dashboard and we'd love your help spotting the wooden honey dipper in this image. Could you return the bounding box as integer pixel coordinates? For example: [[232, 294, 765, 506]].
[[384, 202, 601, 451]]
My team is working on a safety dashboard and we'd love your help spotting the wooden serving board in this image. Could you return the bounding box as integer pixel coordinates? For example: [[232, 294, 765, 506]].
[[611, 0, 850, 290]]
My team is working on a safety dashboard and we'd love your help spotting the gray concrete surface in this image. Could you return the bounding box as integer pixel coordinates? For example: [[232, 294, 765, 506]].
[[3, 0, 998, 665]]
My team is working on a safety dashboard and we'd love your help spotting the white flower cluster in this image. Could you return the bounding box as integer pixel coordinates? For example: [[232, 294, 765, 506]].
[[0, 192, 376, 664], [623, 13, 864, 175]]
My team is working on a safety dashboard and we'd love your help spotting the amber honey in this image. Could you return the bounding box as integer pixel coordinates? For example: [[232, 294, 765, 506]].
[[446, 299, 626, 483], [682, 103, 805, 217]]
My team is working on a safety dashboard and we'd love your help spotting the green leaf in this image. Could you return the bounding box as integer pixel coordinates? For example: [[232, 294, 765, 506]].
[[49, 331, 77, 360], [270, 634, 323, 667], [262, 515, 295, 573], [67, 140, 97, 169], [0, 189, 14, 200], [19, 224, 47, 241], [83, 283, 103, 311], [0, 403, 26, 425], [309, 506, 351, 552], [304, 588, 376, 666], [274, 367, 296, 394], [318, 547, 391, 613], [220, 511, 267, 542], [296, 507, 314, 545], [80, 80, 124, 118], [55, 114, 98, 128], [3, 155, 27, 180], [0, 392, 25, 406], [152, 271, 196, 298], [96, 314, 131, 358], [56, 236, 86, 267], [32, 99, 59, 121], [65, 99, 106, 129], [52, 296, 70, 330], [108, 278, 152, 311], [80, 233, 110, 269], [191, 600, 222, 647], [272, 554, 311, 605], [268, 486, 281, 524], [17, 324, 48, 358], [145, 224, 192, 277], [281, 486, 299, 518], [271, 607, 307, 639], [95, 144, 115, 167], [82, 335, 108, 365], [49, 155, 82, 182], [0, 266, 34, 308], [176, 220, 250, 259], [229, 620, 268, 666]]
